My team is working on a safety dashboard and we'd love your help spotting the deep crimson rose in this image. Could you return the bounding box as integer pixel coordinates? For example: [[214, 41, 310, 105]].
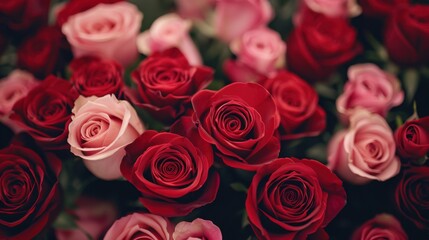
[[191, 82, 280, 171], [69, 56, 124, 98], [0, 138, 61, 239], [286, 13, 362, 82], [395, 166, 429, 230], [351, 214, 408, 240], [246, 158, 346, 240], [17, 26, 69, 78], [359, 0, 409, 18], [262, 70, 326, 140], [395, 116, 429, 163], [56, 0, 124, 26], [0, 0, 50, 33], [9, 76, 78, 150], [120, 130, 220, 217], [384, 4, 429, 66], [127, 48, 213, 124]]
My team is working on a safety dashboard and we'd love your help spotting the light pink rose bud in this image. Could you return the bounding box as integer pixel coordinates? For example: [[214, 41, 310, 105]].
[[104, 213, 174, 240], [328, 109, 400, 185], [337, 64, 404, 122], [137, 13, 202, 65], [175, 0, 215, 19], [214, 0, 273, 42], [0, 70, 38, 118], [230, 27, 286, 75], [68, 95, 144, 180], [62, 2, 143, 67], [173, 218, 222, 240]]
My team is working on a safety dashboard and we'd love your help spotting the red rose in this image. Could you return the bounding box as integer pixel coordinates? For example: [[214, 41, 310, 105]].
[[120, 130, 220, 217], [17, 26, 69, 78], [262, 70, 326, 140], [286, 13, 362, 82], [69, 56, 124, 98], [0, 0, 50, 33], [9, 76, 78, 150], [395, 166, 429, 230], [395, 116, 429, 163], [0, 137, 61, 239], [191, 82, 280, 171], [246, 158, 346, 240], [56, 0, 124, 26], [127, 48, 213, 124], [351, 214, 408, 240], [384, 4, 429, 66], [359, 0, 409, 18]]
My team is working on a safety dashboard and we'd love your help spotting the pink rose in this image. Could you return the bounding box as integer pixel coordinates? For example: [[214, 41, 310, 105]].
[[337, 64, 404, 121], [328, 109, 400, 184], [173, 218, 222, 240], [351, 214, 408, 240], [137, 13, 202, 66], [227, 27, 285, 77], [68, 95, 144, 180], [214, 0, 273, 42], [62, 2, 143, 66], [104, 213, 174, 240], [0, 70, 38, 118], [294, 0, 361, 25], [175, 0, 214, 19]]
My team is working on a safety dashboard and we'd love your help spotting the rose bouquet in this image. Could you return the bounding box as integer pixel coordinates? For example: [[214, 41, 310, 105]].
[[0, 0, 428, 239]]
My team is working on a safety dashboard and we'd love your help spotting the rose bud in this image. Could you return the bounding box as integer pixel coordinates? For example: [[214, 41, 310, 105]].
[[262, 70, 326, 140], [0, 136, 61, 239], [214, 0, 273, 42], [351, 214, 408, 240], [190, 82, 280, 171], [120, 130, 220, 217], [384, 4, 429, 66], [395, 166, 429, 231], [246, 157, 346, 240], [173, 218, 222, 240], [137, 13, 202, 66], [337, 64, 404, 121], [104, 213, 174, 240], [395, 116, 429, 163], [328, 109, 401, 184], [69, 56, 125, 98], [9, 76, 78, 150], [68, 95, 144, 180], [62, 2, 143, 67]]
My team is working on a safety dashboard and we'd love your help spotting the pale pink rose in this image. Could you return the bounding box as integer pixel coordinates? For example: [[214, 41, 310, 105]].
[[328, 109, 400, 184], [68, 95, 144, 180], [104, 213, 174, 240], [55, 197, 118, 240], [62, 2, 143, 67], [230, 27, 286, 75], [351, 214, 408, 240], [173, 218, 222, 240], [137, 13, 202, 65], [0, 70, 38, 117], [175, 0, 215, 19], [337, 64, 404, 121], [214, 0, 273, 42]]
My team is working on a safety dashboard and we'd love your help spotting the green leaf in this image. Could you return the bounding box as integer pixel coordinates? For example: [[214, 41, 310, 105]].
[[230, 182, 248, 193], [402, 69, 420, 103], [242, 211, 250, 228], [53, 211, 77, 230]]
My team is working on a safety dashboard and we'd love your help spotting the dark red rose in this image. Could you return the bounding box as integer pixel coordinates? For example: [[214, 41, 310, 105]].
[[351, 214, 408, 240], [127, 48, 213, 124], [286, 13, 362, 82], [246, 158, 346, 240], [359, 0, 409, 18], [223, 59, 267, 83], [17, 26, 69, 78], [395, 116, 429, 163], [384, 4, 429, 66], [0, 137, 61, 239], [395, 166, 429, 230], [120, 130, 220, 217], [69, 56, 124, 98], [262, 70, 326, 140], [9, 76, 78, 150], [0, 0, 50, 33], [191, 82, 280, 171], [56, 0, 124, 26]]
